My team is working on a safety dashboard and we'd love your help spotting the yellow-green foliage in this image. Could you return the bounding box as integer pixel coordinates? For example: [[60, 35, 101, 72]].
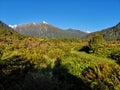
[[0, 28, 120, 90], [88, 33, 106, 53]]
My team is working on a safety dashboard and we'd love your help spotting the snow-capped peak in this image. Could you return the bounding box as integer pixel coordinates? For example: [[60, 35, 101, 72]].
[[86, 31, 91, 33], [42, 21, 48, 24], [9, 25, 17, 28], [32, 22, 36, 25]]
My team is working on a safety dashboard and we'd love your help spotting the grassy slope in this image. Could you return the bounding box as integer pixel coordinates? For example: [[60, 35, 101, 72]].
[[0, 28, 120, 90]]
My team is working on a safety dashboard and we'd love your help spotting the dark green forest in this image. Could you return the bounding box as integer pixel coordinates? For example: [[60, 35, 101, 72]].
[[0, 22, 120, 90]]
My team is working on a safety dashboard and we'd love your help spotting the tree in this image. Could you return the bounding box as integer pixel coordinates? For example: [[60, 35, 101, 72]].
[[88, 33, 106, 53]]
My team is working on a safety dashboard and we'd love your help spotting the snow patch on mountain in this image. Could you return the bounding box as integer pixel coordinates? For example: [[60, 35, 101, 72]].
[[42, 21, 48, 24], [9, 25, 17, 28], [86, 31, 91, 33], [32, 22, 36, 25]]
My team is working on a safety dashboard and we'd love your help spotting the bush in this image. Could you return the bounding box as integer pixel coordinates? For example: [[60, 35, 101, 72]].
[[110, 51, 120, 64], [0, 50, 3, 59], [88, 33, 106, 53], [82, 64, 120, 90]]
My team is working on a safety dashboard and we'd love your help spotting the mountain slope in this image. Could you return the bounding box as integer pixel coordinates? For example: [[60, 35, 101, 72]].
[[97, 22, 120, 40], [0, 21, 13, 31], [14, 22, 88, 38], [0, 21, 25, 42]]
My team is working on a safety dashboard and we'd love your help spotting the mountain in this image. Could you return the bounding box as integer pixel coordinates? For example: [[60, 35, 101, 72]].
[[97, 22, 120, 40], [87, 22, 120, 41], [13, 21, 88, 38], [1, 20, 120, 40], [0, 21, 13, 31], [0, 21, 24, 40]]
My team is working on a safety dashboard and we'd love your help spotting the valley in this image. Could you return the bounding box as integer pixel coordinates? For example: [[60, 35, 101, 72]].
[[0, 21, 120, 90]]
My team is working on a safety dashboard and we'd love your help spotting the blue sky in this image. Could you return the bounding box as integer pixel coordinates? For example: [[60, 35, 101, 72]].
[[0, 0, 120, 32]]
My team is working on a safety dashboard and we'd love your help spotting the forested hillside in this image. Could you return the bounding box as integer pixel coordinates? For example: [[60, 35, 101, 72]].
[[0, 22, 120, 90]]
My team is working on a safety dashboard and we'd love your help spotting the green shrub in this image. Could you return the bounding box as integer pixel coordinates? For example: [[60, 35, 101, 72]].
[[88, 33, 106, 53], [110, 50, 120, 64], [0, 51, 3, 59], [82, 64, 120, 90]]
